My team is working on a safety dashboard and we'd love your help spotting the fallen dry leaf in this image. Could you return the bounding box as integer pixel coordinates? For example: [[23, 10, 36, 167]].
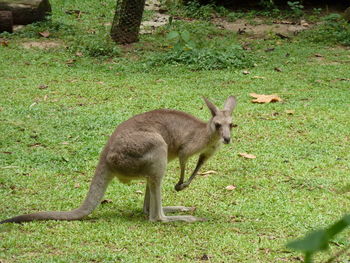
[[274, 67, 283, 72], [101, 199, 113, 204], [276, 33, 290, 39], [38, 84, 48, 90], [274, 20, 294, 25], [28, 143, 43, 148], [300, 20, 309, 27], [314, 53, 324, 58], [198, 170, 218, 176], [0, 38, 9, 46], [238, 153, 256, 159], [252, 76, 265, 79], [135, 190, 143, 194], [29, 102, 37, 108], [75, 51, 83, 57], [242, 70, 250, 75], [335, 78, 350, 82], [39, 31, 50, 38], [285, 110, 295, 115], [74, 183, 80, 188], [250, 93, 283, 104], [225, 185, 236, 191], [66, 59, 76, 65], [65, 9, 82, 15]]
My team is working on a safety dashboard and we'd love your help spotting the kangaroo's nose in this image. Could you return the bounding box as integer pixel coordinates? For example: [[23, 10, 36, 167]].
[[223, 137, 230, 144]]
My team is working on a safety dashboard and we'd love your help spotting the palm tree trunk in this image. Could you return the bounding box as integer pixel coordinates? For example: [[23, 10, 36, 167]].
[[110, 0, 146, 44]]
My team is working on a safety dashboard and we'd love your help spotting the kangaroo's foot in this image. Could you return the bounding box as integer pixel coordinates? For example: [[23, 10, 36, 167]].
[[163, 206, 196, 213], [149, 215, 207, 223], [144, 206, 196, 215]]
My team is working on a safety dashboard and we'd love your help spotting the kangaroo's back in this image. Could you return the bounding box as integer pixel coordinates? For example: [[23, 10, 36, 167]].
[[109, 109, 208, 156]]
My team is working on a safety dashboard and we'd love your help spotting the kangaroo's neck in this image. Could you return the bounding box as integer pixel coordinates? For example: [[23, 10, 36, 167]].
[[187, 120, 220, 155]]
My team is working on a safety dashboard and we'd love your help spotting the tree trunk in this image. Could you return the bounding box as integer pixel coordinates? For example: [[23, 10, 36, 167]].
[[0, 10, 12, 33], [344, 6, 350, 22], [110, 0, 146, 44], [0, 0, 51, 25]]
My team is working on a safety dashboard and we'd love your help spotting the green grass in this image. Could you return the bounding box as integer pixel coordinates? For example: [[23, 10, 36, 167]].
[[1, 1, 350, 262]]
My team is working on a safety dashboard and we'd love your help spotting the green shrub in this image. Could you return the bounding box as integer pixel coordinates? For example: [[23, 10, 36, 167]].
[[287, 1, 304, 18], [301, 14, 350, 46], [184, 1, 214, 20], [149, 44, 254, 70]]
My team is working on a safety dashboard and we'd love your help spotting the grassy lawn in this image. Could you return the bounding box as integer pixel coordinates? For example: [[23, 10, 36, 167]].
[[1, 1, 350, 262]]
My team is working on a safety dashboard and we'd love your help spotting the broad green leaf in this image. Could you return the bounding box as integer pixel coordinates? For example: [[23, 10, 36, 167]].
[[187, 40, 196, 49], [166, 31, 179, 40], [181, 30, 191, 43], [173, 42, 183, 51], [342, 214, 350, 224], [326, 214, 350, 238], [287, 230, 329, 252]]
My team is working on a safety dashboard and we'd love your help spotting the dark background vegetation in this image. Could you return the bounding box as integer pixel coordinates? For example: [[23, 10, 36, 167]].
[[190, 0, 349, 9]]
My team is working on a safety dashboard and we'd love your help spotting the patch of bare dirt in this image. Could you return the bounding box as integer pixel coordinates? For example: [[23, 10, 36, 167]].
[[140, 13, 170, 34], [213, 18, 313, 37], [21, 41, 64, 49]]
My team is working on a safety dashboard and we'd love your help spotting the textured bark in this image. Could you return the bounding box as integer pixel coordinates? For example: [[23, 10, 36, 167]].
[[110, 0, 146, 44], [0, 0, 51, 25], [0, 10, 12, 33]]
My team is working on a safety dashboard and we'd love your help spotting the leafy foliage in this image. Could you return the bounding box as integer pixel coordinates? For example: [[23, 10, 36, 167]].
[[184, 1, 214, 20], [167, 0, 215, 20], [166, 29, 196, 51], [151, 30, 253, 71], [287, 1, 304, 18], [287, 215, 350, 263], [150, 45, 253, 70], [301, 14, 350, 46]]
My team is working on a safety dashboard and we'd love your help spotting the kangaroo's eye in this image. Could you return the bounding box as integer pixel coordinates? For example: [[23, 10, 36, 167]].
[[215, 123, 221, 129]]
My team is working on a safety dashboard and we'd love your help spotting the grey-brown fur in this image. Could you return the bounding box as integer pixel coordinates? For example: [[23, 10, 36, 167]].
[[0, 96, 236, 223]]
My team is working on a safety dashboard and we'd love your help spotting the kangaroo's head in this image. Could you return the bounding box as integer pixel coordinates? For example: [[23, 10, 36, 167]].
[[204, 96, 237, 144]]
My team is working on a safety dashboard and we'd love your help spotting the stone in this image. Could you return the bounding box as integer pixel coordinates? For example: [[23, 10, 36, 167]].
[[0, 10, 13, 33], [0, 0, 51, 25]]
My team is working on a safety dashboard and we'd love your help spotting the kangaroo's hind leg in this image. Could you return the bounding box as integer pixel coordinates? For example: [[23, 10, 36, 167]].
[[145, 141, 205, 222], [143, 183, 195, 214]]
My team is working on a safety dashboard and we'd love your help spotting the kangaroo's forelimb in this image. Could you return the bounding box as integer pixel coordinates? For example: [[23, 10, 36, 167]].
[[175, 154, 206, 191]]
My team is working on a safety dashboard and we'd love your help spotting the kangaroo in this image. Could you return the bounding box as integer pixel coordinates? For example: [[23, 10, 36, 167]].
[[0, 96, 236, 223]]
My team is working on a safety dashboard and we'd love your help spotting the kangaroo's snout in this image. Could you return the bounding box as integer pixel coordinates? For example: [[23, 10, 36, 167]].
[[223, 137, 231, 144]]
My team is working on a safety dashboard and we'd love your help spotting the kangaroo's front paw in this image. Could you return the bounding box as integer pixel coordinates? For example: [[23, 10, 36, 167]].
[[174, 182, 189, 192]]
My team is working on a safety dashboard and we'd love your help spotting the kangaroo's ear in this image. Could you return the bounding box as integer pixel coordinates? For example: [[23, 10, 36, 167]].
[[203, 97, 219, 117], [224, 96, 237, 115]]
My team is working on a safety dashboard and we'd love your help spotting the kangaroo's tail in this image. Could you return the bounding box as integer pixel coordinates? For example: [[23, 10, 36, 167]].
[[0, 161, 112, 224]]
